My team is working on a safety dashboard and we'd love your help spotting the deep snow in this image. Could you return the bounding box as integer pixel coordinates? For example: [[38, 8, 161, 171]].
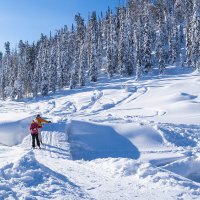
[[0, 67, 200, 199]]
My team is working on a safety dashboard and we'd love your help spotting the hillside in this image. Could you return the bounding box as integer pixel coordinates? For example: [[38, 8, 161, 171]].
[[0, 67, 200, 199]]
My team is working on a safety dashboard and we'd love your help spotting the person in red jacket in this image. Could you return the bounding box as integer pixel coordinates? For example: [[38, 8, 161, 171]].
[[30, 120, 40, 149], [35, 114, 51, 144]]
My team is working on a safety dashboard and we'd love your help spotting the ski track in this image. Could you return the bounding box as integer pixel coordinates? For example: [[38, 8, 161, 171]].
[[91, 86, 149, 114], [124, 86, 149, 105], [74, 85, 148, 118], [79, 90, 103, 112]]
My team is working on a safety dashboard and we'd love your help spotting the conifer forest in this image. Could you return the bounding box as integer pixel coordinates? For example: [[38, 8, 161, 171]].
[[0, 0, 199, 100]]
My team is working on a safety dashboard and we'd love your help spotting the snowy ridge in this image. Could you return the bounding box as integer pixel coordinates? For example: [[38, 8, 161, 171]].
[[0, 152, 90, 200], [1, 68, 200, 199]]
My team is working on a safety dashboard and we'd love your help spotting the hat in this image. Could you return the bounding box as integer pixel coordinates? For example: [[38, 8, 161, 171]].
[[36, 114, 40, 118]]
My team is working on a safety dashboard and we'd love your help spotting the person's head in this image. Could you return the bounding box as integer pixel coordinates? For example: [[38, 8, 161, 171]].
[[36, 114, 40, 118]]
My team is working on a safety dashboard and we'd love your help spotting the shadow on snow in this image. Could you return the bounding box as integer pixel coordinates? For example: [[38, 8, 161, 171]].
[[70, 120, 140, 161]]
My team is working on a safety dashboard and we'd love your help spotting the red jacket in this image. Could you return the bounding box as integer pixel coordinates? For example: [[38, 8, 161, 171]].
[[30, 121, 39, 135]]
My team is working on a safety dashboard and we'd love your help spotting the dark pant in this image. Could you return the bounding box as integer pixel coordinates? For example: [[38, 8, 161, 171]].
[[31, 134, 40, 148]]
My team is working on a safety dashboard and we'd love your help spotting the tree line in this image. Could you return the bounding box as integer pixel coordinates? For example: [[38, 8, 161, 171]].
[[0, 0, 199, 100]]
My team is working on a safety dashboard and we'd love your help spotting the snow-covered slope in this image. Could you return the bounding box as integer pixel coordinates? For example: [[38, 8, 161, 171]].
[[1, 67, 200, 199]]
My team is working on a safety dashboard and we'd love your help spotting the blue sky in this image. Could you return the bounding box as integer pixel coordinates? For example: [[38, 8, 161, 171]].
[[0, 0, 122, 52]]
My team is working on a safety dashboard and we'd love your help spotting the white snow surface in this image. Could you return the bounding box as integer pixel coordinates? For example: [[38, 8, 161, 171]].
[[1, 67, 200, 199]]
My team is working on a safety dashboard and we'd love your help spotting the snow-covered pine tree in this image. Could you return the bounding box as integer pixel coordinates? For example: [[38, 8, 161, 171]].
[[154, 0, 168, 74], [184, 0, 194, 23], [69, 25, 78, 89], [185, 20, 192, 67], [134, 3, 144, 80], [56, 32, 64, 89], [32, 34, 45, 97], [40, 36, 50, 96], [103, 7, 111, 52], [16, 40, 27, 98], [23, 41, 34, 97], [0, 52, 5, 100], [135, 27, 142, 80], [143, 1, 153, 74], [127, 0, 142, 77], [106, 9, 114, 78], [125, 5, 135, 76], [79, 43, 87, 86], [48, 37, 57, 93], [75, 13, 86, 87], [118, 6, 128, 76], [10, 49, 20, 100], [106, 42, 113, 78], [174, 0, 189, 67], [75, 13, 85, 45], [61, 26, 71, 87], [97, 17, 103, 71], [88, 11, 98, 82], [191, 0, 200, 69], [25, 43, 37, 97], [0, 52, 2, 70], [3, 42, 12, 99], [174, 0, 186, 24], [72, 41, 80, 87], [169, 23, 178, 65], [0, 70, 5, 100], [184, 0, 194, 67], [156, 27, 166, 74]]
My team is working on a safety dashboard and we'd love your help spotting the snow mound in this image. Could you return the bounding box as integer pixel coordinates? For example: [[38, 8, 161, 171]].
[[114, 123, 164, 150], [70, 120, 140, 160], [0, 116, 33, 146], [164, 92, 197, 103], [158, 123, 200, 147], [0, 152, 90, 199], [164, 156, 200, 183], [90, 158, 200, 199]]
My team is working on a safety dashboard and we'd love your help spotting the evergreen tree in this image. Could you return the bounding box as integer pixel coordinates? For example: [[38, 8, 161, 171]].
[[56, 32, 64, 89], [61, 26, 71, 87], [17, 40, 27, 98], [69, 25, 77, 89], [10, 50, 19, 99], [0, 69, 5, 100], [185, 21, 193, 67], [156, 23, 166, 74], [0, 52, 2, 69], [79, 43, 87, 86], [0, 52, 5, 100], [106, 9, 114, 77], [191, 0, 200, 69], [48, 39, 57, 93], [25, 43, 37, 97], [3, 42, 12, 99], [88, 12, 98, 82], [97, 17, 103, 71], [118, 6, 128, 76], [40, 36, 49, 96], [143, 2, 152, 73], [33, 34, 45, 97]]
